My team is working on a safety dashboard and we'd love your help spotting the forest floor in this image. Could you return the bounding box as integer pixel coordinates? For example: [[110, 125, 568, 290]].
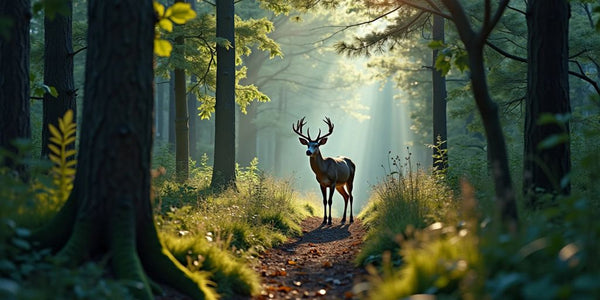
[[252, 217, 369, 300]]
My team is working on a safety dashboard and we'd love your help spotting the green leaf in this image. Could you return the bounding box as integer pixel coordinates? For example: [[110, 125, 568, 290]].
[[453, 51, 469, 73], [42, 85, 59, 98], [537, 133, 569, 150], [428, 40, 445, 50], [435, 54, 451, 76]]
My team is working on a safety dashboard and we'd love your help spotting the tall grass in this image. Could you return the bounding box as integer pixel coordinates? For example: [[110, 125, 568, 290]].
[[152, 156, 315, 297], [357, 151, 456, 265]]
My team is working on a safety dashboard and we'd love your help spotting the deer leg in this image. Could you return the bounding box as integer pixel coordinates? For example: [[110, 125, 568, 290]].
[[336, 186, 350, 224], [327, 184, 335, 225], [347, 182, 354, 223], [320, 185, 327, 225]]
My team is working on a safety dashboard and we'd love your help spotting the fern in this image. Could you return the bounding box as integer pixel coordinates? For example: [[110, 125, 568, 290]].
[[47, 109, 77, 203]]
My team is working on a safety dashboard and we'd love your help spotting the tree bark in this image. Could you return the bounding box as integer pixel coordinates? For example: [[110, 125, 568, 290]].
[[524, 0, 571, 207], [432, 14, 448, 171], [32, 1, 212, 298], [0, 0, 31, 174], [211, 0, 237, 191], [42, 1, 76, 158], [169, 71, 176, 147], [174, 2, 189, 182], [188, 74, 200, 165]]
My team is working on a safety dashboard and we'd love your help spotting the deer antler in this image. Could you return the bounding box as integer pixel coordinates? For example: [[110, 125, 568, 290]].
[[292, 117, 311, 140], [317, 117, 334, 140]]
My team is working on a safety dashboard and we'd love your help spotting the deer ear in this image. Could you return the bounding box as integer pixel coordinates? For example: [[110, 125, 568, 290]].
[[299, 138, 308, 145], [319, 138, 328, 145]]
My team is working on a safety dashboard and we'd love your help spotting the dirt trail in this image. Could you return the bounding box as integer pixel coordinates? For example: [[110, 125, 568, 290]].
[[253, 217, 368, 300]]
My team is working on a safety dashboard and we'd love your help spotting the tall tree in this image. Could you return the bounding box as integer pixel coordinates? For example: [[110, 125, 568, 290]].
[[32, 0, 212, 298], [174, 0, 189, 182], [523, 0, 571, 207], [188, 74, 200, 164], [41, 1, 76, 158], [211, 0, 236, 190], [0, 0, 31, 173], [432, 14, 447, 171]]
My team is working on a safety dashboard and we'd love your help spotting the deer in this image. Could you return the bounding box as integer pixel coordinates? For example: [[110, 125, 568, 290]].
[[292, 117, 356, 225]]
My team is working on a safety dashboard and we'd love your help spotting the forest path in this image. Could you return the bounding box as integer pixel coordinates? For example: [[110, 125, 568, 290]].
[[253, 217, 369, 300]]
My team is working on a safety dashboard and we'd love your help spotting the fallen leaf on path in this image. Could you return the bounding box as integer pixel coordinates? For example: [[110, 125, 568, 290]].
[[268, 269, 287, 277], [322, 261, 333, 268], [287, 260, 296, 265], [344, 291, 354, 299], [277, 285, 293, 293]]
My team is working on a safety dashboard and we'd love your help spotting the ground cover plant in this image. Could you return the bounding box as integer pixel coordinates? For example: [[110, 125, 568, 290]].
[[0, 139, 313, 299], [358, 139, 600, 299]]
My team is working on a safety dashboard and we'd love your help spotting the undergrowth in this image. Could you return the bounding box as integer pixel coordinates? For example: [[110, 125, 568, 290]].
[[359, 139, 600, 299], [356, 150, 456, 266], [1, 116, 314, 298]]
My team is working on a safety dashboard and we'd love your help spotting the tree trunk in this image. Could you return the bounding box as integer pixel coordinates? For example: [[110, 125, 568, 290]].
[[211, 0, 236, 191], [188, 74, 200, 165], [432, 14, 448, 171], [238, 103, 257, 167], [32, 1, 212, 298], [0, 0, 31, 174], [174, 2, 189, 182], [467, 45, 519, 231], [169, 71, 176, 147], [524, 0, 571, 208], [42, 1, 76, 158]]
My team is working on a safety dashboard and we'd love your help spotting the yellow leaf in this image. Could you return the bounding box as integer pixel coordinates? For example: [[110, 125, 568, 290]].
[[65, 150, 77, 158], [59, 118, 66, 133], [49, 154, 61, 165], [49, 137, 61, 145], [65, 160, 77, 168], [154, 38, 173, 57], [153, 1, 165, 17], [159, 19, 173, 32], [64, 137, 76, 145], [166, 2, 196, 24], [48, 144, 60, 155], [63, 109, 73, 125], [49, 124, 61, 139], [63, 168, 76, 176]]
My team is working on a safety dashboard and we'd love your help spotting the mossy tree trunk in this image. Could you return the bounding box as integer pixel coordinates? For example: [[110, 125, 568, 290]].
[[32, 1, 211, 299], [41, 0, 76, 158]]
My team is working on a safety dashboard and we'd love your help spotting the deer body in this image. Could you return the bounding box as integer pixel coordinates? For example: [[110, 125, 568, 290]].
[[294, 117, 355, 225]]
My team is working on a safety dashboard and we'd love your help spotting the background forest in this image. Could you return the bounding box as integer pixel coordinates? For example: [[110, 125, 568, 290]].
[[1, 0, 600, 299]]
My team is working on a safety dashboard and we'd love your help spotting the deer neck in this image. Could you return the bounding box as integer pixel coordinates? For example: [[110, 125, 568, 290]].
[[309, 150, 327, 176]]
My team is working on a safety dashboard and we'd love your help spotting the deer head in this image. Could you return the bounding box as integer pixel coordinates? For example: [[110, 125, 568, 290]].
[[292, 117, 334, 157]]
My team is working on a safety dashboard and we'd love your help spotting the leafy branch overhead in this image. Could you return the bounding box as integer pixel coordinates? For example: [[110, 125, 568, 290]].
[[154, 1, 197, 57], [155, 3, 284, 119]]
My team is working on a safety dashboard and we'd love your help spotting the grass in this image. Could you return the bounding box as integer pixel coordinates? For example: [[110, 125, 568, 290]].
[[356, 152, 456, 266], [358, 144, 600, 299], [1, 143, 315, 299]]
